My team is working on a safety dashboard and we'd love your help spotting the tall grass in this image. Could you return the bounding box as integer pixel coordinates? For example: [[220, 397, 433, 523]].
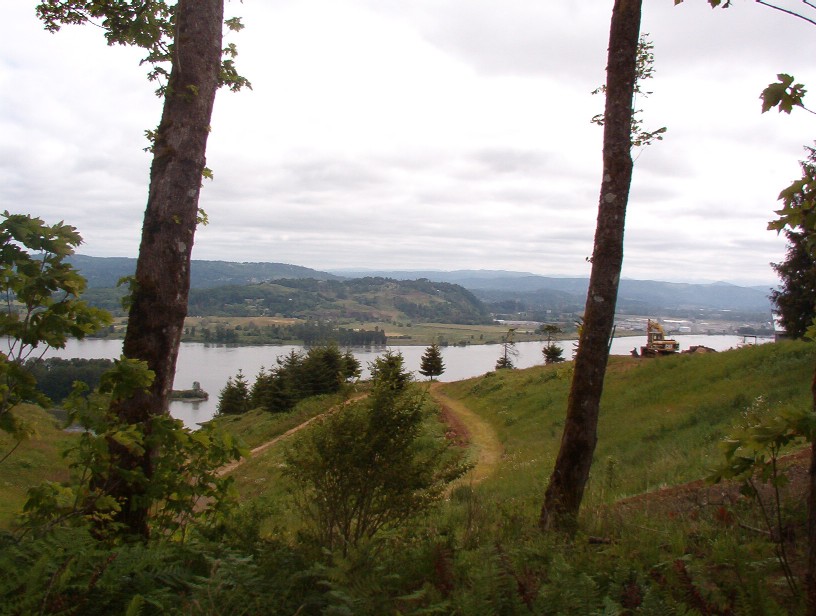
[[439, 341, 815, 517], [0, 404, 78, 527], [2, 341, 813, 613]]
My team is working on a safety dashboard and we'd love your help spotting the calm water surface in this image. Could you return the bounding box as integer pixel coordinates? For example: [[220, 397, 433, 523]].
[[45, 335, 769, 428]]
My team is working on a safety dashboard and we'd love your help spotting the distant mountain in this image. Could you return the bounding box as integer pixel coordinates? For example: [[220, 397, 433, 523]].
[[336, 270, 773, 315], [70, 257, 774, 318], [330, 269, 540, 281], [68, 255, 341, 289]]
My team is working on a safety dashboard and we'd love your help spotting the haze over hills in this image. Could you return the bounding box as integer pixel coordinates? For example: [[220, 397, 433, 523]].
[[333, 269, 774, 315], [67, 255, 340, 289], [69, 255, 774, 317]]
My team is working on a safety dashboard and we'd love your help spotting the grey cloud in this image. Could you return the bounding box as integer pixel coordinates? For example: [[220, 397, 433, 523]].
[[370, 0, 608, 80], [470, 148, 553, 176]]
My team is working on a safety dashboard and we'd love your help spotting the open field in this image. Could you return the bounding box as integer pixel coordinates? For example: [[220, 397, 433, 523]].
[[174, 317, 567, 346]]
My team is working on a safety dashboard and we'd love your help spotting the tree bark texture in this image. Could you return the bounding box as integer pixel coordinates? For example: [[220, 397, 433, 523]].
[[807, 369, 816, 615], [107, 0, 224, 538], [540, 0, 642, 532]]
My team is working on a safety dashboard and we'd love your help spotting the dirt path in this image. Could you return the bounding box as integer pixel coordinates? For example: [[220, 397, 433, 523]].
[[217, 395, 365, 477], [217, 385, 503, 488], [429, 382, 503, 487]]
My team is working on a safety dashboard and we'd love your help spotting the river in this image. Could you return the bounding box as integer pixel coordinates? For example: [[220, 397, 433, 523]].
[[43, 334, 769, 428]]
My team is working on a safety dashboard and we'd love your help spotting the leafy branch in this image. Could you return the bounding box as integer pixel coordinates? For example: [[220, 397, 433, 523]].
[[36, 1, 251, 96], [591, 34, 667, 148]]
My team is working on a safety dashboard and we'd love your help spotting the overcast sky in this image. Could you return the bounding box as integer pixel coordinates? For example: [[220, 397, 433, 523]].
[[2, 1, 815, 285]]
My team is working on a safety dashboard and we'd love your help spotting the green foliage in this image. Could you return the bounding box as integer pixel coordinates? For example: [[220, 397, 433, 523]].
[[419, 342, 446, 381], [25, 357, 114, 404], [495, 329, 518, 370], [0, 212, 111, 457], [768, 146, 816, 340], [217, 369, 251, 415], [771, 228, 816, 339], [3, 343, 815, 613], [186, 277, 492, 324], [0, 526, 298, 615], [368, 349, 412, 391], [245, 344, 357, 414], [769, 144, 816, 236], [542, 342, 565, 365], [19, 357, 245, 540], [591, 34, 667, 148], [761, 73, 808, 114], [709, 395, 811, 599], [711, 395, 812, 484], [36, 0, 251, 96], [283, 356, 467, 554]]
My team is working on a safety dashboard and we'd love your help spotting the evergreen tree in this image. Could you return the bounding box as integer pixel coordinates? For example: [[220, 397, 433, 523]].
[[772, 229, 816, 339], [419, 343, 445, 381], [342, 350, 362, 381], [217, 370, 250, 415], [495, 328, 518, 370], [369, 350, 411, 391], [300, 345, 344, 397], [543, 343, 565, 365], [250, 366, 296, 414]]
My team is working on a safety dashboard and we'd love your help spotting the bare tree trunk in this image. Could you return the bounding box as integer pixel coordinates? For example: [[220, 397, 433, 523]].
[[539, 0, 642, 533], [105, 0, 224, 539]]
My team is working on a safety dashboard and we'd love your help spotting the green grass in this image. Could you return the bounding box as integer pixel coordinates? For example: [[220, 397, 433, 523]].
[[218, 386, 459, 536], [369, 321, 552, 345], [206, 391, 353, 450], [0, 405, 79, 527], [4, 341, 811, 532], [437, 341, 816, 521], [2, 341, 814, 612]]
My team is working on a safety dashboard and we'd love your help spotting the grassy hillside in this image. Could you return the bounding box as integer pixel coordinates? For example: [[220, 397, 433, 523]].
[[213, 341, 814, 524], [2, 341, 814, 612], [0, 405, 78, 527], [440, 341, 814, 512], [4, 342, 810, 528]]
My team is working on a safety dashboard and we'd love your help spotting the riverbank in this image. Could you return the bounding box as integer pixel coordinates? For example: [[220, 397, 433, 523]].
[[45, 334, 771, 429]]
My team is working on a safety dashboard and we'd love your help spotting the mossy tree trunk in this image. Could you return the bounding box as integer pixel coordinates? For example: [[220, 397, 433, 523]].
[[539, 0, 642, 532], [106, 0, 224, 539]]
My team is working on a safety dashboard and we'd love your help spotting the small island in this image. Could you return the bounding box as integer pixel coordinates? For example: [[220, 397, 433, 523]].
[[170, 381, 209, 403]]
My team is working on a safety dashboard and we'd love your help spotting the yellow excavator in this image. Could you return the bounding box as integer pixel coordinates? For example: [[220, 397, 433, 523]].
[[640, 319, 680, 357]]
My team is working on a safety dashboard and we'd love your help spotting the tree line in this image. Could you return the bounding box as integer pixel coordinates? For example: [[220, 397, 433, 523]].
[[217, 344, 361, 415], [184, 321, 388, 346]]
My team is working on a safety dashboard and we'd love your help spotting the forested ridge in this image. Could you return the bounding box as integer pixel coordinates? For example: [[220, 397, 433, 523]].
[[184, 277, 491, 324]]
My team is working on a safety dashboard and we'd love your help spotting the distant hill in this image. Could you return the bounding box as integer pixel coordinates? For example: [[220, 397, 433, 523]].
[[330, 269, 540, 282], [335, 270, 774, 316], [185, 277, 491, 324], [68, 255, 340, 289], [70, 257, 774, 318]]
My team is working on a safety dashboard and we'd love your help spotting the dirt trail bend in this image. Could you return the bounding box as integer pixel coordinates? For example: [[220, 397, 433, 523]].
[[429, 382, 503, 486]]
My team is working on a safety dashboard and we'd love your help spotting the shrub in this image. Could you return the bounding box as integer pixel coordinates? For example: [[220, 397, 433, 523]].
[[283, 352, 467, 554]]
